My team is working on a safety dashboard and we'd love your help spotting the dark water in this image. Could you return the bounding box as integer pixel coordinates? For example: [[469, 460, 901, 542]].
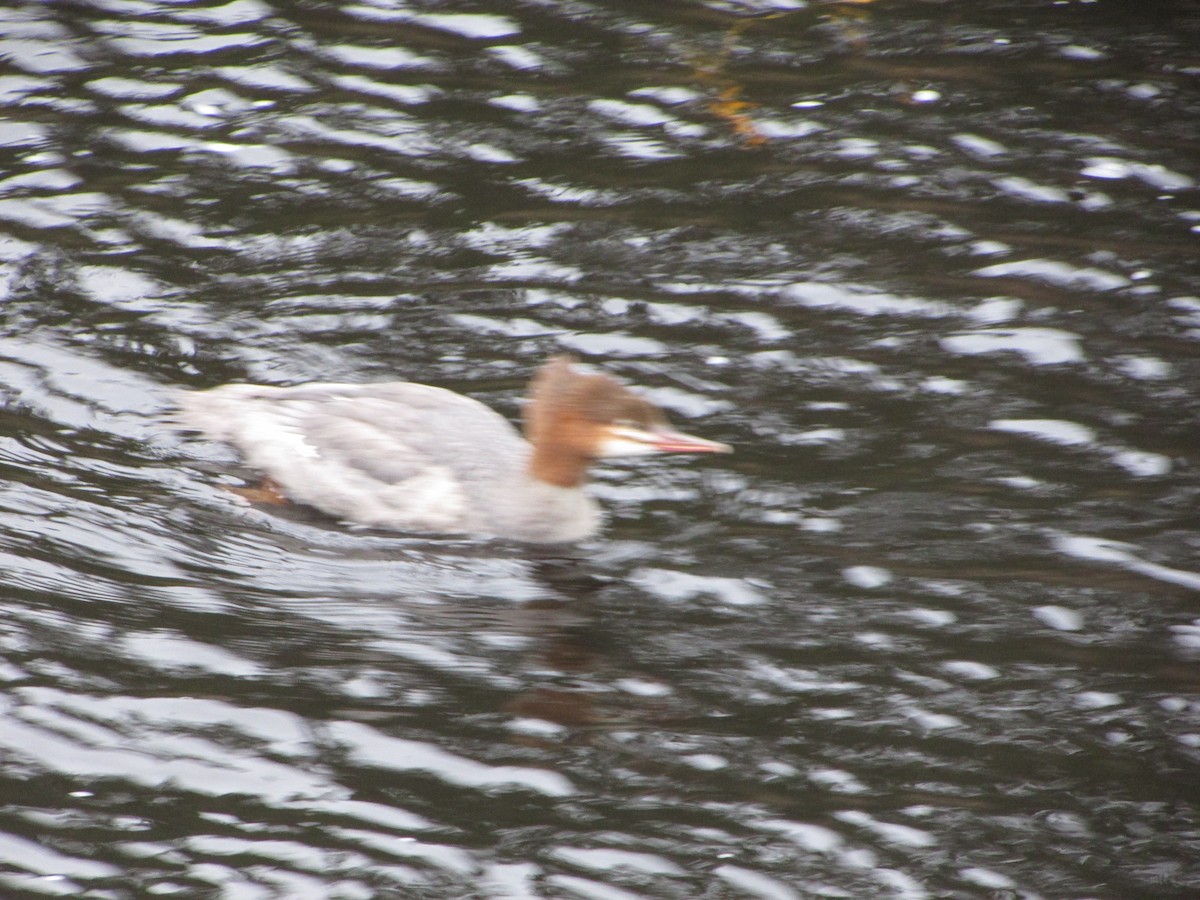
[[2, 0, 1199, 897]]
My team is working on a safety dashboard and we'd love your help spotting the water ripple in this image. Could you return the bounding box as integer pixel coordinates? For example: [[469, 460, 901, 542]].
[[1, 0, 1198, 896]]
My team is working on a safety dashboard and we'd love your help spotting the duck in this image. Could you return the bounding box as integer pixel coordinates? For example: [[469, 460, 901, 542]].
[[176, 355, 731, 542]]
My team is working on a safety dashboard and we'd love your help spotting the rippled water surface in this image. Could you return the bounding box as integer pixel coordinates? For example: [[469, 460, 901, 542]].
[[2, 0, 1199, 897]]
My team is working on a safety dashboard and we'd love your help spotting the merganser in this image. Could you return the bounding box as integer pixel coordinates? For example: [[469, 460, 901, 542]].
[[176, 355, 731, 543]]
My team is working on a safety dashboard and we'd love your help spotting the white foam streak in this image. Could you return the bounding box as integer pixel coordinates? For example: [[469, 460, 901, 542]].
[[1053, 534, 1200, 590]]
